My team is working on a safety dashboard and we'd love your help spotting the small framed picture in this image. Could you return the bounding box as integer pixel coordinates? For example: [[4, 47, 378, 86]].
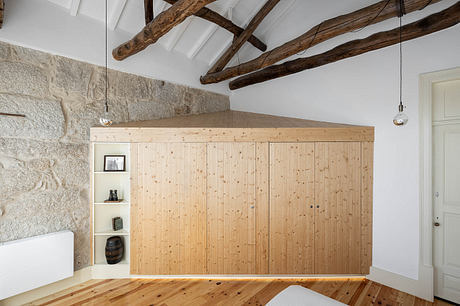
[[104, 155, 126, 172]]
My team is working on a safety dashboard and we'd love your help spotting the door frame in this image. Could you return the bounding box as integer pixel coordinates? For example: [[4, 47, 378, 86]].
[[419, 66, 460, 301]]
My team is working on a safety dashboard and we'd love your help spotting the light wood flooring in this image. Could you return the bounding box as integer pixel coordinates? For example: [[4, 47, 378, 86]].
[[28, 278, 454, 306]]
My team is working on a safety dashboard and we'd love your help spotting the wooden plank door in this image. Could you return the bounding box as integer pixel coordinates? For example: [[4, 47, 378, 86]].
[[269, 143, 315, 274], [207, 142, 265, 274], [314, 142, 361, 274], [130, 143, 207, 275]]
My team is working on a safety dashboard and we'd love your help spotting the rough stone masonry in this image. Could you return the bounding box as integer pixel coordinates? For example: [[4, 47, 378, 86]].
[[0, 41, 229, 270]]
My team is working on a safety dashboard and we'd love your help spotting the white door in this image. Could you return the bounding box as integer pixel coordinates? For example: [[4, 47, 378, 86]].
[[433, 79, 460, 304]]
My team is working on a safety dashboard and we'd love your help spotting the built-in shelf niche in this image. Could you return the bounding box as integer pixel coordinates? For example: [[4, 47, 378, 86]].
[[92, 143, 130, 268]]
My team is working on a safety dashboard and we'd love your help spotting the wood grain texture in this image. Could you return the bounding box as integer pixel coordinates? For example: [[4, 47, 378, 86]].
[[269, 143, 315, 274], [90, 111, 374, 143], [229, 1, 460, 90], [200, 0, 442, 84], [130, 143, 207, 275], [112, 0, 216, 60], [315, 142, 361, 274], [206, 143, 256, 274], [144, 0, 154, 24], [29, 278, 450, 305], [162, 0, 267, 51], [206, 0, 280, 74], [361, 142, 374, 274], [98, 111, 363, 128], [90, 127, 374, 143], [0, 0, 3, 29], [255, 143, 269, 274]]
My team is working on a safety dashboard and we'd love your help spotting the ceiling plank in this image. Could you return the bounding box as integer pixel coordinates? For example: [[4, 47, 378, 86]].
[[112, 0, 216, 60], [164, 17, 193, 51], [206, 0, 280, 74], [144, 0, 154, 24], [187, 23, 218, 58], [108, 0, 127, 31], [163, 0, 266, 52], [69, 0, 81, 16], [0, 0, 4, 28], [229, 1, 460, 90], [187, 0, 240, 59], [200, 0, 443, 85]]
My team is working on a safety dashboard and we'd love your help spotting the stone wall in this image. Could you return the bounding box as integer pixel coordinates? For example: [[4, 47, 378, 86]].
[[0, 41, 229, 270]]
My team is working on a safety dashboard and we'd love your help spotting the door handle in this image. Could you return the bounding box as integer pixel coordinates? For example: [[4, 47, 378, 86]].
[[434, 222, 440, 227]]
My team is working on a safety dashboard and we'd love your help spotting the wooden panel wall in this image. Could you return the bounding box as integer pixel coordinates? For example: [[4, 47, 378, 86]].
[[255, 143, 269, 274], [269, 143, 315, 274], [314, 142, 361, 274], [361, 142, 374, 274], [206, 142, 258, 274], [130, 143, 207, 275]]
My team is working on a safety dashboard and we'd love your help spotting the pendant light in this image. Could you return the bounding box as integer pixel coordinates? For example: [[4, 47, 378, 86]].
[[393, 2, 408, 126], [99, 0, 113, 127]]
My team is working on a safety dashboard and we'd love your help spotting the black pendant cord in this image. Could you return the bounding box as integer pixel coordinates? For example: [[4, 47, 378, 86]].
[[399, 14, 403, 111], [105, 0, 109, 113]]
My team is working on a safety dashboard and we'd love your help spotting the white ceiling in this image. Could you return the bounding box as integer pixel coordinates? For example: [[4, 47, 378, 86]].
[[3, 0, 453, 94], [45, 0, 297, 68]]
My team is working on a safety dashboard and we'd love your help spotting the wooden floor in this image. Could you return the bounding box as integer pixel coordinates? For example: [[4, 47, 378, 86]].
[[28, 278, 453, 306]]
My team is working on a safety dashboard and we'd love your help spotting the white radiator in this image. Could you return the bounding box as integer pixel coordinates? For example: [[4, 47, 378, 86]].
[[0, 231, 74, 300]]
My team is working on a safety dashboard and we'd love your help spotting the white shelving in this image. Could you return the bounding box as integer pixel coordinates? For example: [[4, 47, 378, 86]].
[[92, 143, 130, 271]]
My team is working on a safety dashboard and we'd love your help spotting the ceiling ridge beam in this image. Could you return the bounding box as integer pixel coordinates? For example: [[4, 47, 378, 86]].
[[162, 0, 267, 52], [112, 0, 216, 60], [229, 1, 460, 90], [206, 0, 280, 74], [200, 0, 444, 85]]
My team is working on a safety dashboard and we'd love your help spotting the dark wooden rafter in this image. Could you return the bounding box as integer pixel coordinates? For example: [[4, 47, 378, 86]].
[[229, 1, 460, 90], [162, 0, 267, 52], [207, 0, 280, 74], [113, 0, 216, 61], [144, 0, 154, 24], [0, 0, 4, 29], [200, 0, 443, 85]]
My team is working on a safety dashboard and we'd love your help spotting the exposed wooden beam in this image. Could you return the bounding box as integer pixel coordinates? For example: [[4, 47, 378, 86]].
[[145, 0, 154, 24], [163, 0, 267, 52], [112, 0, 216, 60], [207, 0, 280, 74], [200, 0, 443, 84], [229, 1, 460, 90], [0, 0, 4, 29]]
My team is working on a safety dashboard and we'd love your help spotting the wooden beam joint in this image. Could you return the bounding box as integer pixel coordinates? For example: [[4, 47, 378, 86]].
[[163, 0, 267, 52], [228, 1, 460, 90]]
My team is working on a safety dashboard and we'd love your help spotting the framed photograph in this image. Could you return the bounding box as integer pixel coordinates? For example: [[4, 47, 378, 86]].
[[104, 155, 126, 172]]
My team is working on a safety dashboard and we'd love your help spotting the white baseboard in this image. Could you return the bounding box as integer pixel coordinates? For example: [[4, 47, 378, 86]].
[[367, 265, 434, 302], [92, 264, 130, 279], [0, 266, 92, 306]]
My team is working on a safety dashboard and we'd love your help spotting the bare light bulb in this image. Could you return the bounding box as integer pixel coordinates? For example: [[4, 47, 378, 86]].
[[99, 110, 112, 127], [393, 102, 408, 126]]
